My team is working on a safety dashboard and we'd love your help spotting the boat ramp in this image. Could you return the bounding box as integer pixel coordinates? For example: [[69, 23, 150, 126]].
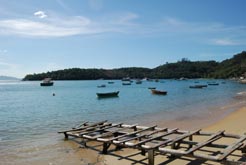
[[58, 120, 246, 165]]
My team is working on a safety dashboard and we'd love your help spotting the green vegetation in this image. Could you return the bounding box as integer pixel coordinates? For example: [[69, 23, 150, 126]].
[[23, 51, 246, 80]]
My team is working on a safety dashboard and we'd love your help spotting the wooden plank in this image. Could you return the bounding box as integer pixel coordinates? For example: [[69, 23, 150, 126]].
[[128, 128, 178, 148], [74, 122, 112, 133], [142, 129, 200, 150], [218, 135, 246, 160], [187, 130, 224, 153], [80, 123, 123, 137], [88, 124, 138, 141], [98, 125, 157, 143], [158, 130, 224, 156], [113, 127, 168, 144], [72, 121, 89, 129], [58, 120, 107, 133], [169, 129, 201, 145], [219, 142, 243, 161]]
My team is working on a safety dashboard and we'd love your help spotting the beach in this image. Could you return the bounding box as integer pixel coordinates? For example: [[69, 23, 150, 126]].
[[101, 106, 246, 165]]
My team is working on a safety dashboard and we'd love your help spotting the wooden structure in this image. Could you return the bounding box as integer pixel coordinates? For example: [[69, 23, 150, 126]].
[[58, 120, 246, 165]]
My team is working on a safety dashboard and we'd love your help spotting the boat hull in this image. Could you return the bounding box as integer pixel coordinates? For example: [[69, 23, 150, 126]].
[[40, 82, 54, 86], [151, 89, 167, 95], [96, 91, 119, 98]]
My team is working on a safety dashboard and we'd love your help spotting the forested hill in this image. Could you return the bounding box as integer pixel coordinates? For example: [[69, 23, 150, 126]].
[[23, 51, 246, 80]]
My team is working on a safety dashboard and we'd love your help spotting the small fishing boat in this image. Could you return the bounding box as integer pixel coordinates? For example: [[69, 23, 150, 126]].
[[151, 89, 167, 95], [135, 80, 142, 84], [97, 84, 106, 88], [239, 79, 246, 84], [208, 83, 219, 85], [189, 84, 207, 88], [108, 81, 114, 84], [96, 91, 119, 98], [122, 82, 131, 85], [40, 78, 54, 86]]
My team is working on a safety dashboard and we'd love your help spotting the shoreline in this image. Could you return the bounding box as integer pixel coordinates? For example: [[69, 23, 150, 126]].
[[2, 100, 246, 165], [102, 104, 246, 165]]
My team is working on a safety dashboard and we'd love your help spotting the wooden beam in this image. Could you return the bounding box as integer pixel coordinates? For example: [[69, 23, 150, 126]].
[[98, 125, 156, 142], [91, 124, 138, 141], [58, 120, 107, 133], [113, 127, 168, 145], [130, 128, 178, 148], [79, 123, 122, 137]]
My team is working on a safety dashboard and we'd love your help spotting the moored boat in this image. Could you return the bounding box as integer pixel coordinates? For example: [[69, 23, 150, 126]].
[[40, 78, 54, 86], [122, 82, 131, 85], [208, 83, 219, 85], [151, 89, 167, 95], [108, 81, 114, 84], [97, 84, 106, 88], [96, 91, 119, 98], [189, 85, 207, 88], [239, 79, 246, 84], [135, 80, 142, 84]]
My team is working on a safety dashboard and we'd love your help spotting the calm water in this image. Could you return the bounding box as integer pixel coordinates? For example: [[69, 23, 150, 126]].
[[0, 79, 245, 164]]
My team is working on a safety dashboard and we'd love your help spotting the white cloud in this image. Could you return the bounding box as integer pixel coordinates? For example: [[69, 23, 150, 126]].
[[0, 16, 102, 37], [212, 38, 239, 46], [0, 11, 245, 44], [34, 11, 47, 19]]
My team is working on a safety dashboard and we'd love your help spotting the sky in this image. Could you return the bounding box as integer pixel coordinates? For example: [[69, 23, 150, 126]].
[[0, 0, 245, 78]]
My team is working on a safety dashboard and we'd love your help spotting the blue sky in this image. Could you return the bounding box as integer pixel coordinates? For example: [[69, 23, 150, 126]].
[[0, 0, 245, 78]]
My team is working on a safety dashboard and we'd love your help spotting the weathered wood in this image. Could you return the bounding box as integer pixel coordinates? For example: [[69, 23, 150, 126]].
[[218, 135, 246, 160], [102, 142, 111, 154], [58, 120, 107, 133], [187, 130, 224, 153], [219, 143, 243, 161], [158, 130, 224, 156], [79, 123, 123, 137], [72, 121, 89, 129], [91, 124, 138, 140], [59, 121, 246, 164], [130, 128, 178, 148], [148, 150, 155, 165], [98, 125, 157, 143], [113, 127, 168, 145]]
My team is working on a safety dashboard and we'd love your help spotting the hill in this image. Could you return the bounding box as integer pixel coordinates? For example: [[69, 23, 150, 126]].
[[0, 76, 20, 80], [23, 51, 246, 80]]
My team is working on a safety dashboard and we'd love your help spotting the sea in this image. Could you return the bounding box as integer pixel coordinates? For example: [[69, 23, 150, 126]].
[[0, 79, 246, 165]]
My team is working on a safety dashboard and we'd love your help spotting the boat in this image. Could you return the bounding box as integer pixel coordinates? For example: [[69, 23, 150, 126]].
[[135, 80, 142, 84], [122, 77, 131, 81], [189, 84, 207, 88], [148, 87, 156, 90], [151, 89, 167, 95], [122, 82, 131, 85], [96, 91, 119, 98], [208, 83, 219, 85], [239, 79, 246, 84], [97, 84, 106, 88], [108, 81, 114, 84], [40, 78, 54, 86]]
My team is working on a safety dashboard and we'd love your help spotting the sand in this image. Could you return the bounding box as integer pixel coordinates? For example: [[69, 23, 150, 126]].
[[49, 106, 246, 165], [101, 106, 246, 165]]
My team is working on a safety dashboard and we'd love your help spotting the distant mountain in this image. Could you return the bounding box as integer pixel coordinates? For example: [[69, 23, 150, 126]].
[[0, 76, 20, 80], [23, 51, 246, 80]]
